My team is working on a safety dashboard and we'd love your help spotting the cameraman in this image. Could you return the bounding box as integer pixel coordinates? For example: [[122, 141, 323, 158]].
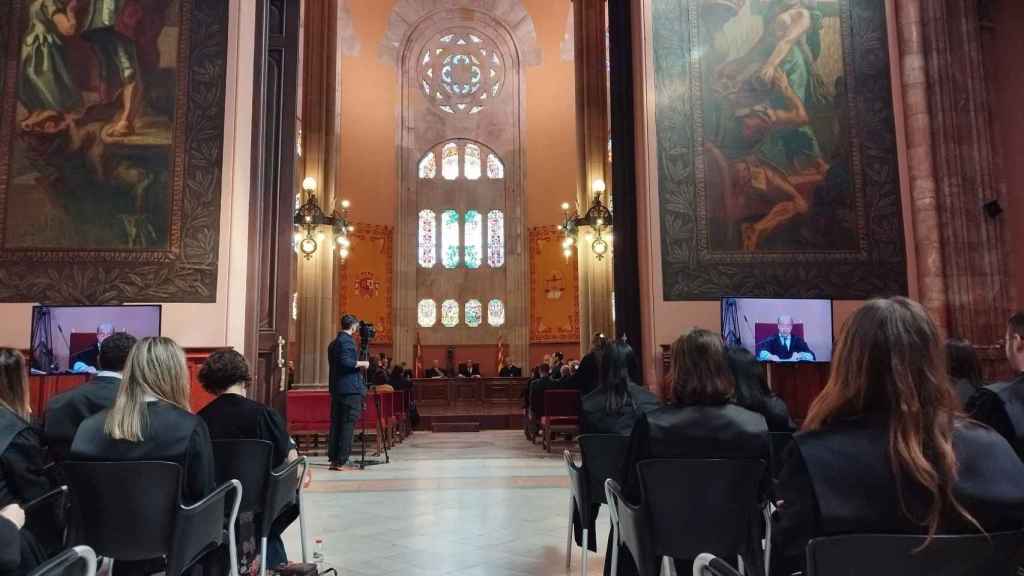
[[327, 314, 370, 470]]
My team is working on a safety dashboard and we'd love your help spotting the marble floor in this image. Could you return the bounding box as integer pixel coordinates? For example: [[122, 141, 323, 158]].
[[278, 430, 611, 576]]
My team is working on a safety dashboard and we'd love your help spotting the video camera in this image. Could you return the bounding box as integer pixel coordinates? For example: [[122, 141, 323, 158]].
[[358, 320, 375, 354]]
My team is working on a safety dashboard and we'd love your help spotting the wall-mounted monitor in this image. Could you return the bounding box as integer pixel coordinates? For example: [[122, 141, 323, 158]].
[[721, 298, 833, 363], [30, 305, 162, 373]]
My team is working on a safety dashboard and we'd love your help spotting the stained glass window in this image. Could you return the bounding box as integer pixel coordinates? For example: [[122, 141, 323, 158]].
[[419, 31, 504, 114], [417, 299, 437, 327], [464, 210, 482, 269], [487, 210, 504, 268], [487, 153, 504, 179], [418, 209, 436, 268], [464, 143, 481, 180], [465, 299, 482, 327], [441, 299, 459, 327], [418, 152, 436, 179], [441, 209, 460, 269], [487, 299, 505, 327], [442, 143, 459, 180]]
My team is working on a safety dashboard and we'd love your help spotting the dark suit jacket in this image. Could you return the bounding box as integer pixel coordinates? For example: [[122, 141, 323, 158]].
[[0, 409, 51, 508], [198, 394, 291, 468], [967, 373, 1024, 460], [43, 375, 121, 463], [424, 367, 446, 378], [568, 352, 601, 395], [70, 401, 216, 504], [951, 377, 980, 409], [773, 415, 1024, 575], [581, 384, 660, 435], [328, 332, 364, 396], [69, 345, 99, 371], [757, 334, 814, 361], [499, 365, 522, 377]]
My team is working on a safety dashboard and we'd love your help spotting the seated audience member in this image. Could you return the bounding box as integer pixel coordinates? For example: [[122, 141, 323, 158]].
[[499, 359, 522, 377], [457, 362, 472, 378], [0, 349, 51, 507], [582, 341, 659, 435], [425, 360, 446, 378], [197, 350, 298, 572], [559, 365, 572, 382], [470, 362, 482, 378], [773, 298, 1024, 576], [69, 323, 114, 374], [967, 311, 1024, 459], [1, 503, 43, 576], [70, 337, 215, 504], [727, 346, 795, 432], [608, 329, 768, 576], [570, 333, 608, 395], [945, 338, 985, 408], [389, 366, 411, 391], [44, 332, 137, 463]]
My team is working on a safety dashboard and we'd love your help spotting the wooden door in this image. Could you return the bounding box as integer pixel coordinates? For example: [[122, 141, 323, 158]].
[[245, 0, 301, 415]]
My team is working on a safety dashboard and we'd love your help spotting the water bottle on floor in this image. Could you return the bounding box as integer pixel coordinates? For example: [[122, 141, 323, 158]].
[[312, 538, 324, 571]]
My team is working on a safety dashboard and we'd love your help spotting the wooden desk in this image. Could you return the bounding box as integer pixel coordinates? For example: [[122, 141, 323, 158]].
[[412, 377, 529, 408]]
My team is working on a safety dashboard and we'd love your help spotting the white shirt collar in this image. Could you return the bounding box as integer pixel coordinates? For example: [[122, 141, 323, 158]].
[[143, 393, 160, 403], [96, 371, 122, 379]]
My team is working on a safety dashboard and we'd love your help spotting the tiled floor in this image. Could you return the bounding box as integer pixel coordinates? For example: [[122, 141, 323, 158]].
[[279, 430, 610, 576]]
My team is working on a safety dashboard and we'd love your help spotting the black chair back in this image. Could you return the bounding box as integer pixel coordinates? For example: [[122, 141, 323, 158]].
[[768, 431, 794, 480], [212, 439, 273, 513], [605, 478, 657, 576], [27, 546, 97, 576], [806, 531, 1024, 576], [261, 456, 307, 536], [64, 461, 180, 561], [637, 459, 766, 562], [25, 486, 69, 557], [579, 434, 631, 506]]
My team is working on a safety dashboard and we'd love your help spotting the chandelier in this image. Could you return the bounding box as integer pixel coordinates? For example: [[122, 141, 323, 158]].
[[293, 177, 353, 260], [561, 179, 613, 260]]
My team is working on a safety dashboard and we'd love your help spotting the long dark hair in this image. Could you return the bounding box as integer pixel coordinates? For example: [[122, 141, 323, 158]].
[[670, 329, 734, 406], [804, 297, 981, 542], [601, 342, 638, 413], [0, 348, 29, 420], [727, 346, 771, 412], [945, 338, 983, 388]]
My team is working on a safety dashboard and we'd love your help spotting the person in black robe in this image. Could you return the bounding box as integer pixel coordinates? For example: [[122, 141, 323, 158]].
[[1, 504, 45, 576], [499, 359, 522, 377], [569, 333, 608, 396], [424, 360, 447, 378], [726, 346, 795, 433], [967, 312, 1024, 459], [945, 338, 985, 408], [0, 349, 52, 508], [44, 332, 137, 464], [607, 330, 768, 576], [197, 350, 299, 573], [773, 298, 1024, 576], [69, 337, 216, 576]]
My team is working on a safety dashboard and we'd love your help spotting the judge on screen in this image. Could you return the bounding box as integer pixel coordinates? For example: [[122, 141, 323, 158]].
[[757, 315, 815, 362]]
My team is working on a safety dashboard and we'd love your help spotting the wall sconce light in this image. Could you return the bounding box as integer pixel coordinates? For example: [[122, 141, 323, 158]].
[[560, 178, 613, 260], [293, 177, 353, 260]]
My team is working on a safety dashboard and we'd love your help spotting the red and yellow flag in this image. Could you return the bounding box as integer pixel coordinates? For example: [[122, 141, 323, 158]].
[[496, 334, 506, 374], [414, 332, 424, 378]]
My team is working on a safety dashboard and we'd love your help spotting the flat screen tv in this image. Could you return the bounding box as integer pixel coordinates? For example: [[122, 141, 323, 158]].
[[721, 297, 833, 363], [30, 305, 162, 373]]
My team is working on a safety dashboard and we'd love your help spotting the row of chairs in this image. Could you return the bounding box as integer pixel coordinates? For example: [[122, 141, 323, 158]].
[[25, 439, 307, 576], [525, 389, 581, 452], [566, 433, 1024, 576], [288, 388, 413, 453]]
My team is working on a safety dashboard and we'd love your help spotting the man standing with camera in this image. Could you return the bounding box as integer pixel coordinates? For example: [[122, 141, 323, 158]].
[[327, 314, 370, 470]]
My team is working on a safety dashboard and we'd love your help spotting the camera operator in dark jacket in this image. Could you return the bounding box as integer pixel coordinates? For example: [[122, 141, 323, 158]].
[[327, 315, 369, 470]]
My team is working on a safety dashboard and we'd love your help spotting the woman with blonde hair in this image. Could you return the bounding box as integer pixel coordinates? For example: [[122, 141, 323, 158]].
[[69, 337, 214, 504], [772, 297, 1024, 575]]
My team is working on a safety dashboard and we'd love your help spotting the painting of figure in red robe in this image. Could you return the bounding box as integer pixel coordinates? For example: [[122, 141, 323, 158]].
[[3, 0, 178, 250]]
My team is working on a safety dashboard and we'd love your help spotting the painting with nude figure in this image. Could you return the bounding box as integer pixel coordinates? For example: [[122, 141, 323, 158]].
[[651, 0, 907, 300]]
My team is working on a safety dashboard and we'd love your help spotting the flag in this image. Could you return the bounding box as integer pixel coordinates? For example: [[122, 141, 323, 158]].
[[496, 334, 506, 374], [414, 332, 423, 378]]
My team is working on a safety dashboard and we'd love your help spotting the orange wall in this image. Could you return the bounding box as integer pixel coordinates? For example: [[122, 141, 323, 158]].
[[334, 1, 577, 229]]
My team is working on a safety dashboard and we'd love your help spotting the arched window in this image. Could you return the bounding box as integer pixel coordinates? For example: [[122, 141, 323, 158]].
[[464, 210, 482, 269], [418, 299, 437, 327], [441, 299, 460, 327], [441, 142, 459, 180], [441, 209, 460, 269], [465, 299, 483, 327], [464, 143, 482, 180], [487, 299, 505, 327], [416, 140, 503, 182], [418, 209, 436, 268], [487, 210, 504, 268]]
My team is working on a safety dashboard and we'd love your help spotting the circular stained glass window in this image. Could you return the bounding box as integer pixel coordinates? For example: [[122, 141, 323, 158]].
[[420, 30, 505, 115]]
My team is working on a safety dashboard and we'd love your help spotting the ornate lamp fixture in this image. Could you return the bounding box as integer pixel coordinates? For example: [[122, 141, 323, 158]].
[[560, 178, 613, 260], [293, 176, 353, 260]]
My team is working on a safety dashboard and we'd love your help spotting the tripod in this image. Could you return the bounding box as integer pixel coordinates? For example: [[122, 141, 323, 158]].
[[357, 347, 389, 469]]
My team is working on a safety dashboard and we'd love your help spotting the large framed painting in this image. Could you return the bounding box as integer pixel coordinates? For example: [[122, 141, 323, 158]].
[[0, 0, 229, 302], [651, 0, 907, 299]]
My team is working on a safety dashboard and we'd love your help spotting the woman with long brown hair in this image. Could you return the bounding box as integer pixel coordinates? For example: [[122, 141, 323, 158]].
[[773, 297, 1024, 575], [0, 348, 51, 506]]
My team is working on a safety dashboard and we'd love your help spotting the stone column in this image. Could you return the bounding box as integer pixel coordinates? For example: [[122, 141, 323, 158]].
[[574, 0, 615, 356], [296, 0, 340, 387]]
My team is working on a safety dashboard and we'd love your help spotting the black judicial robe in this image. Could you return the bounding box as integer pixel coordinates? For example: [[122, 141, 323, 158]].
[[0, 409, 50, 507], [967, 373, 1024, 460], [69, 401, 216, 504], [772, 414, 1024, 576], [198, 393, 291, 468], [580, 384, 660, 436], [43, 375, 121, 463], [0, 516, 44, 576]]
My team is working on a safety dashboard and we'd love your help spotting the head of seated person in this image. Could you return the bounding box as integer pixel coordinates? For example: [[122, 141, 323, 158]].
[[198, 349, 250, 398], [0, 348, 30, 423], [669, 329, 735, 407], [104, 337, 192, 442], [726, 346, 794, 432], [97, 332, 137, 375], [588, 341, 658, 432]]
